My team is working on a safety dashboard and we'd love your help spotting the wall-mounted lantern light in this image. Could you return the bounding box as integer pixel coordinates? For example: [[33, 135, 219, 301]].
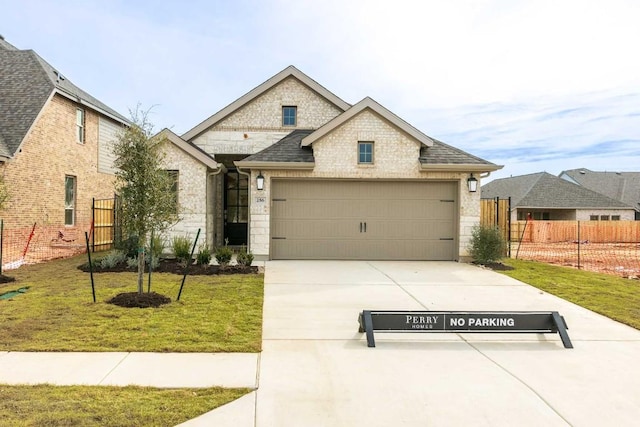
[[467, 174, 478, 193], [256, 171, 265, 191]]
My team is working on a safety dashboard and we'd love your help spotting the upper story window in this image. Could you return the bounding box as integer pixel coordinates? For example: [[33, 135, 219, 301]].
[[358, 141, 374, 164], [282, 106, 297, 126], [65, 175, 76, 225], [76, 108, 85, 143]]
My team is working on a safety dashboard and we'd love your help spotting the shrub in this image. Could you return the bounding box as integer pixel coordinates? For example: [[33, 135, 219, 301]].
[[215, 245, 233, 267], [149, 234, 165, 259], [236, 246, 254, 267], [116, 234, 139, 259], [196, 244, 212, 265], [100, 250, 127, 269], [468, 225, 506, 264], [172, 235, 192, 264], [126, 257, 138, 269]]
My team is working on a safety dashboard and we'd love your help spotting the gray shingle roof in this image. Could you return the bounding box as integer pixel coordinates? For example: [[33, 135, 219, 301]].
[[482, 172, 633, 209], [242, 131, 497, 167], [420, 138, 496, 166], [0, 40, 128, 159], [561, 168, 640, 212], [242, 129, 315, 163]]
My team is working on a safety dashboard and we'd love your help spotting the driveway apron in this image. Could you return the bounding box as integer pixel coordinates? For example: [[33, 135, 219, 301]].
[[255, 260, 640, 427]]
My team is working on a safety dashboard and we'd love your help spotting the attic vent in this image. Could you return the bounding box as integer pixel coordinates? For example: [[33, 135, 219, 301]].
[[0, 34, 4, 40], [53, 70, 65, 83], [579, 170, 586, 174], [616, 172, 622, 175]]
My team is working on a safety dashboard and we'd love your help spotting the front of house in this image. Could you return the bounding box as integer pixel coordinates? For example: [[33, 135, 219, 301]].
[[161, 66, 501, 261]]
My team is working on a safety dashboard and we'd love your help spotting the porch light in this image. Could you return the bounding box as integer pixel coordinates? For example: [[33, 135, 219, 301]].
[[256, 171, 265, 191], [467, 174, 478, 192]]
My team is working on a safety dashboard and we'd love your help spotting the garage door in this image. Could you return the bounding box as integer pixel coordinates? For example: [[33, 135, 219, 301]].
[[270, 180, 458, 260]]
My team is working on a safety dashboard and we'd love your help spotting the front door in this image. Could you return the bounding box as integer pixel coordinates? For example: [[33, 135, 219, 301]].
[[224, 169, 248, 246]]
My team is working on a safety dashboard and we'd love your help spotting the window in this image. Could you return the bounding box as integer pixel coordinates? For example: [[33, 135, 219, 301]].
[[76, 108, 85, 143], [612, 215, 621, 221], [166, 170, 179, 213], [590, 215, 599, 221], [65, 176, 76, 225], [282, 106, 297, 126], [358, 141, 374, 164], [600, 215, 610, 221]]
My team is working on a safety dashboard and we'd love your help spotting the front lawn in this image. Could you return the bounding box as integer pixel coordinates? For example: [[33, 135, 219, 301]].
[[0, 384, 251, 427], [0, 255, 263, 352], [501, 258, 640, 330]]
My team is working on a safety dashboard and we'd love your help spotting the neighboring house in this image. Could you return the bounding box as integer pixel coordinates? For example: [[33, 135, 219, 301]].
[[481, 172, 635, 222], [560, 168, 640, 220], [0, 37, 128, 238], [163, 65, 501, 261]]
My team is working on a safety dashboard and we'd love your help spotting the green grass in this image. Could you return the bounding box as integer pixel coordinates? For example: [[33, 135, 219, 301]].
[[501, 258, 640, 330], [0, 384, 251, 426], [0, 254, 263, 352]]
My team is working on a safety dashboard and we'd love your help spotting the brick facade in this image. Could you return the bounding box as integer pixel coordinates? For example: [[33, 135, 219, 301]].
[[0, 93, 116, 234]]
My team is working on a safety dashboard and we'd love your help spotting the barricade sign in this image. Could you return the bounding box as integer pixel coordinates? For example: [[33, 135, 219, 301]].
[[358, 310, 572, 349]]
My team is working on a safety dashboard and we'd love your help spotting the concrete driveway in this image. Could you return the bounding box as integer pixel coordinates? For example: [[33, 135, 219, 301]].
[[201, 261, 640, 426]]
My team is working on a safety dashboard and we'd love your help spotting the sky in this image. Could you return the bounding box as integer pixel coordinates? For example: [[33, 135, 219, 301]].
[[2, 0, 639, 182]]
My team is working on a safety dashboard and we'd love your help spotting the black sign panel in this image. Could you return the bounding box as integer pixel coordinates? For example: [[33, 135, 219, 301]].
[[359, 310, 572, 349], [370, 311, 557, 332]]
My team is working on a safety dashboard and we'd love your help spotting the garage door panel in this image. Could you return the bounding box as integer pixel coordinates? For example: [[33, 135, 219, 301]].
[[270, 180, 457, 260]]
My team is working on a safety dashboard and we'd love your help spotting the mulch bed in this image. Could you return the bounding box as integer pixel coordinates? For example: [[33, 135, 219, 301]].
[[107, 291, 171, 308], [0, 274, 16, 284], [78, 258, 258, 275], [473, 262, 515, 271]]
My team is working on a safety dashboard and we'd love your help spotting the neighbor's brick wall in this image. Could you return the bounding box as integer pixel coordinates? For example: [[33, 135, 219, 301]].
[[191, 77, 344, 154], [0, 94, 115, 233], [248, 109, 481, 260]]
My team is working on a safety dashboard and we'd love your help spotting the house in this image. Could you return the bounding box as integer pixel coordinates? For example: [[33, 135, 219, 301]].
[[162, 66, 501, 261], [560, 169, 640, 220], [481, 172, 635, 222], [0, 37, 128, 240]]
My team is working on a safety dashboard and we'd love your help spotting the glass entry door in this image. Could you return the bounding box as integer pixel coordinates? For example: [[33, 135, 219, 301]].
[[224, 169, 248, 245]]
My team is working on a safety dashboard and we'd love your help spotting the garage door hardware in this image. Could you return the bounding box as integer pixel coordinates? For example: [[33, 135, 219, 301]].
[[359, 222, 367, 233], [440, 199, 455, 203]]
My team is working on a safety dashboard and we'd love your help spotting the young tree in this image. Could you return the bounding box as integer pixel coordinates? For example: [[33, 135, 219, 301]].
[[113, 108, 177, 294]]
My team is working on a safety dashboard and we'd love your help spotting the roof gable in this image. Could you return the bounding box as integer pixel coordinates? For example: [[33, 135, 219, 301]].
[[483, 172, 633, 209], [157, 128, 221, 170], [301, 97, 433, 147], [560, 168, 640, 212], [182, 66, 351, 141]]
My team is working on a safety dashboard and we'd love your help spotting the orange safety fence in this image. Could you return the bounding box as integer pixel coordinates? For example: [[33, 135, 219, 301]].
[[0, 222, 93, 271], [512, 220, 640, 278]]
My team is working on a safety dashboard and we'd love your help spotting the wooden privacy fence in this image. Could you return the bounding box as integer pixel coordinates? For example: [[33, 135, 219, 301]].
[[512, 220, 640, 243], [480, 197, 511, 255], [91, 197, 117, 251]]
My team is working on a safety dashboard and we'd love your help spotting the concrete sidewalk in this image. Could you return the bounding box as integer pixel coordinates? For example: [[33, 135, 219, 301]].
[[0, 352, 259, 388]]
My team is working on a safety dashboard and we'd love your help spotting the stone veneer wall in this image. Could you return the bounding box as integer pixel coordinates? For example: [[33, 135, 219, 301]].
[[248, 109, 481, 260], [160, 142, 210, 251], [191, 77, 344, 156], [0, 93, 116, 230]]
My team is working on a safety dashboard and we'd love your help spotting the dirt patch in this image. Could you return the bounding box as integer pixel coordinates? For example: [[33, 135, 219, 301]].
[[107, 291, 171, 308], [78, 259, 258, 275]]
